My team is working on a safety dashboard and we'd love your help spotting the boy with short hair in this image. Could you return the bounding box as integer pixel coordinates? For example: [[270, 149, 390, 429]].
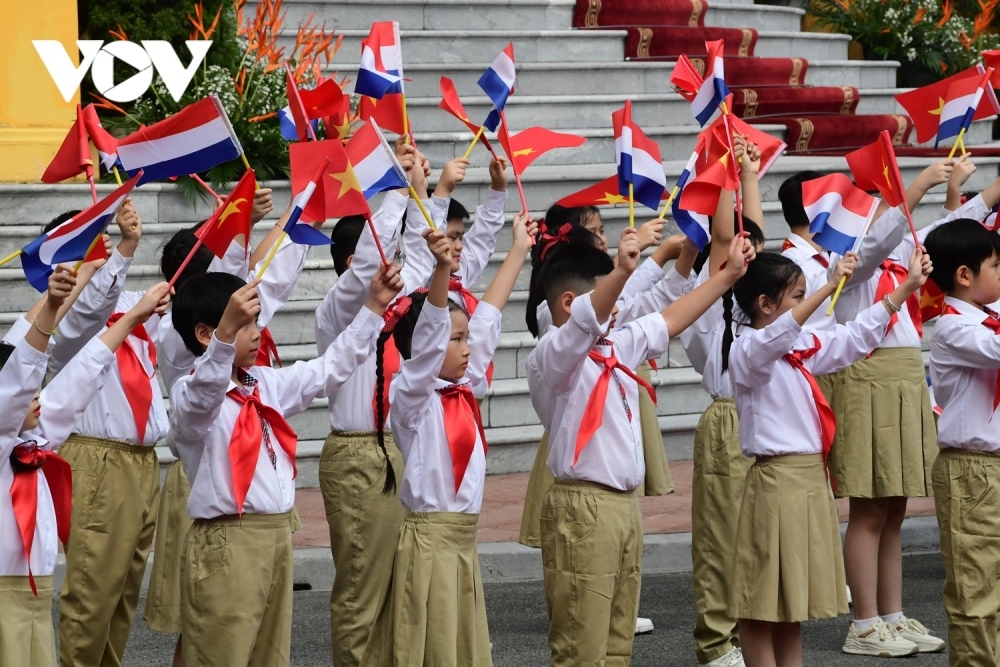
[[925, 219, 1000, 666], [170, 263, 403, 667]]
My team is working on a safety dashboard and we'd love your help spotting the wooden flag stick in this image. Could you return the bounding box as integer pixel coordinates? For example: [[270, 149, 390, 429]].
[[948, 128, 966, 160], [408, 186, 437, 231], [73, 234, 102, 272], [720, 112, 744, 237], [827, 276, 848, 316], [364, 212, 391, 267], [0, 249, 23, 268], [499, 110, 529, 214], [85, 168, 99, 205], [191, 173, 223, 202], [111, 166, 124, 186], [628, 182, 635, 229], [463, 126, 485, 160], [167, 235, 207, 289], [658, 184, 680, 220], [958, 134, 967, 154], [256, 231, 287, 278], [827, 201, 880, 315]]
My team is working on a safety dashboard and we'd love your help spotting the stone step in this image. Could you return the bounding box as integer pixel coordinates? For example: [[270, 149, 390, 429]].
[[292, 29, 629, 64], [806, 61, 899, 89], [704, 3, 804, 31], [752, 31, 850, 60], [261, 0, 576, 32]]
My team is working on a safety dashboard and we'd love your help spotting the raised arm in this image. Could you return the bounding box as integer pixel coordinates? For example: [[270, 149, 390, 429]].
[[457, 157, 508, 287], [0, 339, 49, 461], [480, 212, 536, 312]]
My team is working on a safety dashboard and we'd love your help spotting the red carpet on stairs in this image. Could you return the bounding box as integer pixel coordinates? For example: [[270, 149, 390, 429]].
[[619, 26, 757, 59], [756, 114, 913, 153], [574, 0, 707, 28], [732, 85, 860, 118], [693, 56, 809, 86]]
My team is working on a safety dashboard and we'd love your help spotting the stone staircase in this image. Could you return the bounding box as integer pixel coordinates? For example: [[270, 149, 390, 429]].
[[1, 0, 998, 488]]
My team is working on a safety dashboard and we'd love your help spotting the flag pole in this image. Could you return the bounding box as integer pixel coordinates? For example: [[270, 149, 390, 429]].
[[720, 112, 744, 237], [364, 212, 391, 267], [0, 249, 23, 268], [827, 202, 880, 315], [463, 126, 485, 160], [256, 231, 287, 278], [948, 128, 966, 160], [85, 166, 99, 205], [111, 166, 124, 186], [658, 184, 680, 220], [499, 111, 529, 213], [191, 173, 224, 202], [73, 233, 103, 272], [628, 182, 635, 229], [167, 235, 207, 289], [408, 187, 438, 231]]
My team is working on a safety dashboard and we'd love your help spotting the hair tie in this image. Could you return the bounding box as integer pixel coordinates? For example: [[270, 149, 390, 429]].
[[538, 223, 574, 262], [381, 288, 429, 332]]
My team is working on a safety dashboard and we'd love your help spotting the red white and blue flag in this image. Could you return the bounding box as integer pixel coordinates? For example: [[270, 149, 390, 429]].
[[613, 100, 666, 211], [82, 104, 120, 171], [673, 143, 712, 249], [22, 173, 141, 291], [936, 68, 994, 148], [803, 173, 879, 256], [117, 95, 241, 184], [355, 21, 404, 100], [284, 157, 334, 246], [478, 43, 516, 131], [344, 119, 409, 199], [692, 40, 730, 126]]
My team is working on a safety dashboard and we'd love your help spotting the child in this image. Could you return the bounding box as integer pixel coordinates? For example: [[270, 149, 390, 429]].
[[0, 268, 170, 667], [727, 248, 929, 667], [168, 261, 403, 667], [528, 225, 753, 665], [360, 213, 535, 667], [314, 147, 442, 667], [831, 163, 1000, 655], [924, 219, 1000, 666]]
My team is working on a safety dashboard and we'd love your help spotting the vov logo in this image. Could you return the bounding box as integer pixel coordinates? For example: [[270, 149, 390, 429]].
[[33, 40, 213, 104]]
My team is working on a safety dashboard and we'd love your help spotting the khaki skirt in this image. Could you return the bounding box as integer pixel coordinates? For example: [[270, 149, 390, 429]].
[[144, 459, 192, 634], [362, 512, 492, 667], [728, 454, 848, 623], [518, 431, 553, 548], [0, 575, 55, 667], [636, 361, 675, 496], [828, 346, 937, 498]]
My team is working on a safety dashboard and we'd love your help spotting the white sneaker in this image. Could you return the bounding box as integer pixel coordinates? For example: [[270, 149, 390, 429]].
[[890, 615, 945, 653], [842, 618, 919, 657], [846, 584, 852, 606], [704, 647, 745, 667], [634, 617, 654, 635]]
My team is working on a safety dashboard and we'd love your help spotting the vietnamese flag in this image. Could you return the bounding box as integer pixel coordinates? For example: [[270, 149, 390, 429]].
[[439, 76, 495, 155], [498, 126, 585, 172], [894, 64, 1000, 144], [670, 54, 703, 103], [556, 175, 677, 208], [679, 151, 739, 216], [706, 112, 787, 177], [290, 138, 371, 222], [196, 170, 256, 258], [42, 104, 93, 183], [920, 278, 947, 322], [324, 91, 353, 139], [360, 94, 405, 136], [300, 78, 348, 119], [285, 65, 313, 142], [845, 130, 905, 207]]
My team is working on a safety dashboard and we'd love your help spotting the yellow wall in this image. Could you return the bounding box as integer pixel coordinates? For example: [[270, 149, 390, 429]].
[[0, 0, 80, 182]]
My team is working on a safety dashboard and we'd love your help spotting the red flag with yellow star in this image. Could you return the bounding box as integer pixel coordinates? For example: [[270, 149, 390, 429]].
[[846, 131, 905, 207], [290, 139, 370, 223], [498, 126, 585, 173], [196, 169, 256, 258], [894, 65, 1000, 144], [920, 279, 947, 322], [679, 150, 739, 216], [359, 94, 405, 136], [556, 175, 677, 208], [42, 104, 94, 183], [439, 76, 495, 155]]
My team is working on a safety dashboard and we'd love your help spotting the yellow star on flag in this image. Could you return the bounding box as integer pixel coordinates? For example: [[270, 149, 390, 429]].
[[919, 287, 944, 311], [882, 159, 892, 190], [929, 97, 946, 116], [218, 198, 247, 226], [600, 192, 628, 205], [513, 148, 534, 157], [330, 166, 363, 199]]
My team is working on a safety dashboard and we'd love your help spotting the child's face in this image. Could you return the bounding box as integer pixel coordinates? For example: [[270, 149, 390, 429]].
[[445, 218, 465, 274], [754, 274, 807, 328], [581, 213, 607, 252], [20, 393, 41, 432], [969, 251, 1000, 306], [232, 321, 262, 369], [440, 309, 471, 383]]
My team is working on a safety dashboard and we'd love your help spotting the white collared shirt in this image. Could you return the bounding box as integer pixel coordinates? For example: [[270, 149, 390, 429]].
[[527, 292, 671, 491], [170, 307, 383, 519], [679, 264, 742, 398], [316, 192, 439, 433], [0, 338, 115, 576], [931, 296, 1000, 453], [729, 306, 890, 457], [390, 301, 502, 514], [836, 197, 990, 348], [436, 189, 508, 292]]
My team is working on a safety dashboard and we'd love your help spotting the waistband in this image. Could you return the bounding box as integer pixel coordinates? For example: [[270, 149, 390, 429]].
[[404, 511, 479, 526], [193, 511, 291, 528], [325, 430, 395, 444], [552, 478, 635, 495], [710, 396, 735, 405], [938, 447, 1000, 460], [66, 434, 155, 455], [754, 453, 825, 467], [864, 346, 923, 361]]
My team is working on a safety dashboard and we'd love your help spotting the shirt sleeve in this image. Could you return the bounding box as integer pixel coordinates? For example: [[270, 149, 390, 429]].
[[315, 191, 406, 351], [250, 235, 309, 330], [457, 189, 508, 287], [264, 306, 382, 417], [1, 316, 32, 346], [49, 249, 131, 373], [729, 310, 803, 389], [807, 302, 891, 376], [0, 339, 49, 461], [401, 197, 442, 293], [36, 337, 117, 449], [679, 299, 725, 376], [389, 302, 452, 429], [621, 258, 666, 299], [934, 318, 1000, 369], [210, 238, 250, 278], [616, 267, 694, 324], [466, 301, 503, 392], [849, 207, 907, 287], [527, 292, 607, 395], [168, 333, 236, 453], [611, 312, 671, 369]]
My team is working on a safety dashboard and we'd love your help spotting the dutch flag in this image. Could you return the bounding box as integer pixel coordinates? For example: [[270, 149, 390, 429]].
[[355, 21, 405, 100], [116, 95, 241, 185], [284, 157, 334, 246], [673, 148, 711, 250], [803, 173, 879, 256], [478, 44, 516, 132], [613, 100, 666, 211], [21, 172, 141, 292], [691, 40, 730, 127], [344, 119, 410, 200], [936, 69, 992, 148], [278, 106, 319, 142]]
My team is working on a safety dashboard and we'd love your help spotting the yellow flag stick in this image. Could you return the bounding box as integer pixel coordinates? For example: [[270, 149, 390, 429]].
[[826, 201, 879, 315], [948, 128, 967, 160], [256, 230, 287, 279], [958, 134, 967, 154], [0, 249, 23, 268], [401, 93, 411, 144], [73, 233, 104, 272], [658, 184, 680, 220], [628, 182, 635, 229], [826, 275, 848, 316], [408, 186, 437, 231], [463, 126, 486, 160], [111, 166, 124, 185]]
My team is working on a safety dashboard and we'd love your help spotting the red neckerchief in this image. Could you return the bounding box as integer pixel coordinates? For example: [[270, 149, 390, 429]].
[[437, 383, 487, 494], [875, 260, 922, 338], [254, 327, 281, 368], [449, 275, 494, 385], [106, 313, 156, 443]]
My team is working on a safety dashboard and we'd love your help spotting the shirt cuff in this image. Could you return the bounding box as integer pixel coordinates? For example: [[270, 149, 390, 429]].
[[207, 331, 238, 363], [634, 311, 671, 359], [2, 316, 33, 346], [471, 300, 503, 329], [107, 247, 133, 276], [431, 194, 451, 216], [353, 304, 386, 338], [14, 335, 50, 370], [483, 188, 508, 213], [381, 190, 409, 218], [406, 198, 435, 232], [570, 292, 609, 337]]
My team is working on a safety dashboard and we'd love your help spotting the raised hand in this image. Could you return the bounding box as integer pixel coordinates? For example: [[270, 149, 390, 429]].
[[216, 278, 262, 343]]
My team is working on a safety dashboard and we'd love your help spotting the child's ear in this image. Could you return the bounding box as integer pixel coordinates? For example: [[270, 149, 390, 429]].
[[559, 291, 575, 317], [195, 323, 215, 349], [757, 294, 773, 316], [955, 264, 974, 288], [345, 254, 355, 271]]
